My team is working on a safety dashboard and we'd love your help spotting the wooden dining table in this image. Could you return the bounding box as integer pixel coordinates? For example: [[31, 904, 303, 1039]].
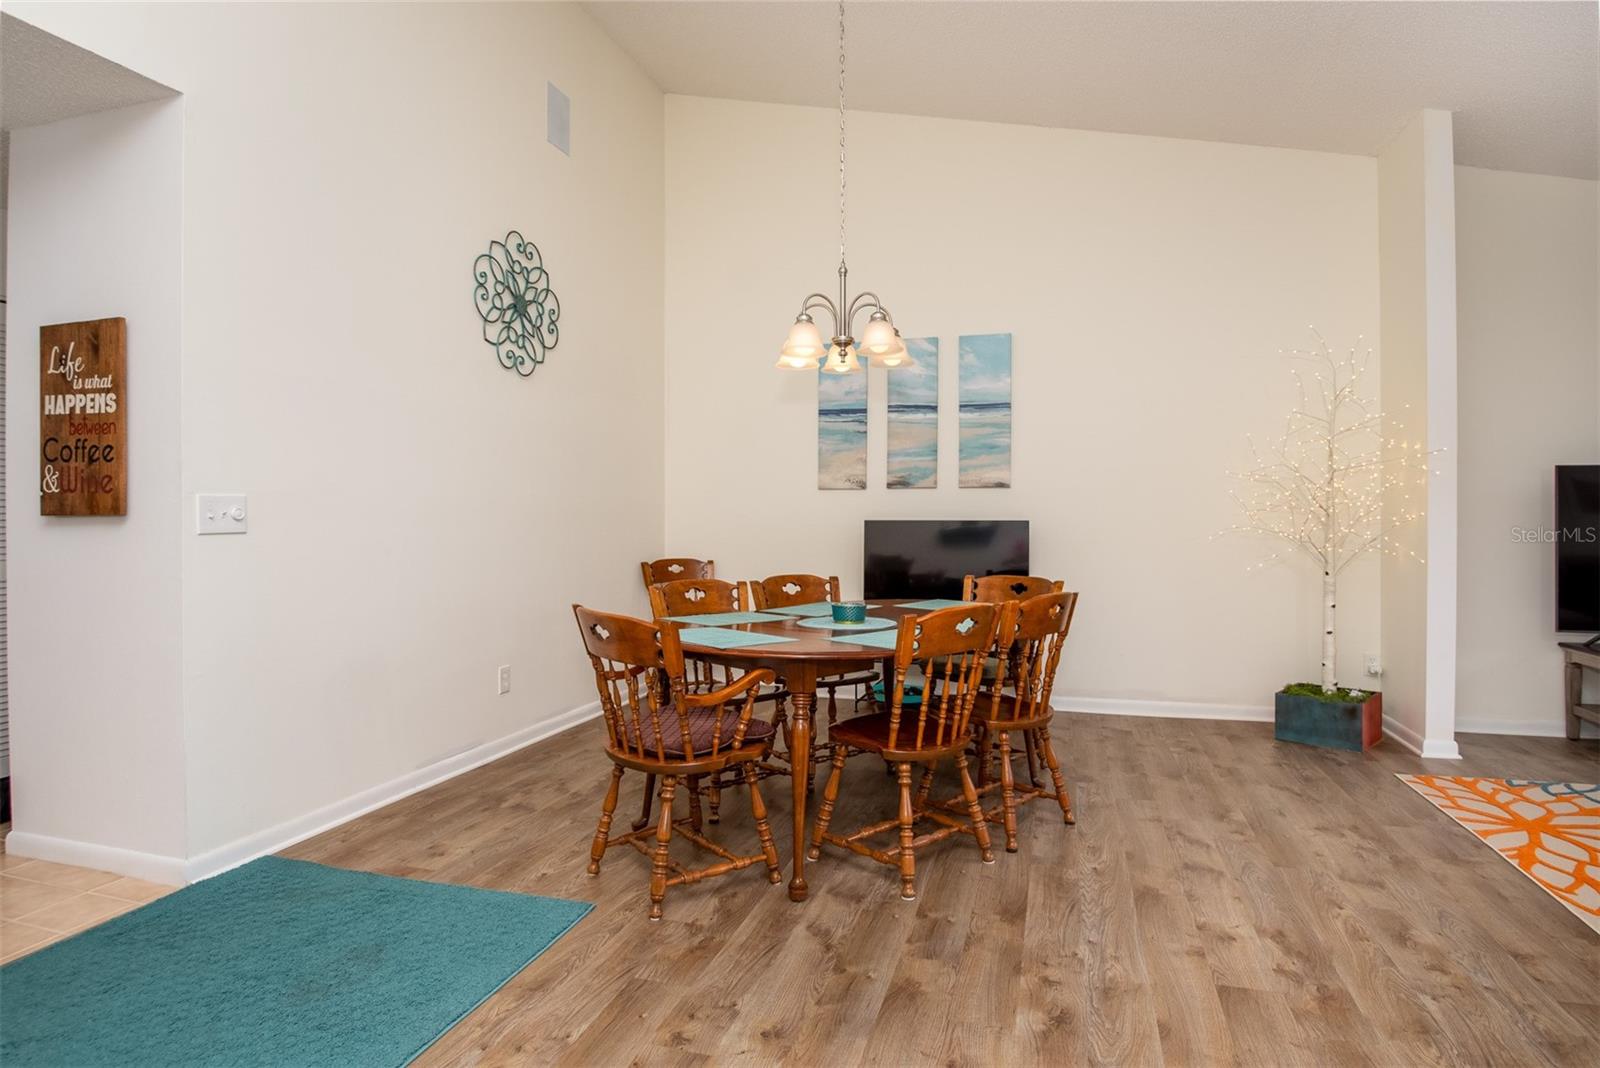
[[677, 598, 951, 902]]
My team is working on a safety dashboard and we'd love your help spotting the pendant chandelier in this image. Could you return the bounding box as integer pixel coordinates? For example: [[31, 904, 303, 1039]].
[[776, 0, 909, 374]]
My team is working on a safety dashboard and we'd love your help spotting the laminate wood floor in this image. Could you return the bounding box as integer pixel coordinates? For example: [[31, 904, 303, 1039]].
[[283, 713, 1600, 1067]]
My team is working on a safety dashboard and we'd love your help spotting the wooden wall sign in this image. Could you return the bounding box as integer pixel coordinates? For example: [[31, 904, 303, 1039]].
[[39, 318, 127, 516]]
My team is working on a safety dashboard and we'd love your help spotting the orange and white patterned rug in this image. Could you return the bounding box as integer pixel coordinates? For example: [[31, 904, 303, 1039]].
[[1398, 775, 1600, 934]]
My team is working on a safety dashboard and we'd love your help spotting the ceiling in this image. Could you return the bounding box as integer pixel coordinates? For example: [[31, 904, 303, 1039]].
[[0, 13, 178, 207], [586, 0, 1599, 179]]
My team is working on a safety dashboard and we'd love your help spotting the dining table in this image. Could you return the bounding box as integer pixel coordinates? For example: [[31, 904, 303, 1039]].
[[674, 596, 970, 902]]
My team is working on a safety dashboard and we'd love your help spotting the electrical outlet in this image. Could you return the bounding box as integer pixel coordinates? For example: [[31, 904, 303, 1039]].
[[497, 665, 511, 695], [1364, 654, 1382, 677]]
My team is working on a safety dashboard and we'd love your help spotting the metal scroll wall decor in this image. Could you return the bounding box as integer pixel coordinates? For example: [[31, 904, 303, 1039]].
[[472, 231, 560, 377]]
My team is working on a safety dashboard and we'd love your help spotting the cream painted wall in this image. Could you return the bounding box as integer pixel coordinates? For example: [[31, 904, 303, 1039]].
[[1455, 165, 1599, 736], [1377, 110, 1460, 758], [9, 3, 665, 868], [6, 100, 187, 870], [664, 96, 1382, 710]]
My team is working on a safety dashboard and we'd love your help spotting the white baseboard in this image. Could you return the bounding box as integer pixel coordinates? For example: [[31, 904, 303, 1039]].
[[1457, 718, 1597, 739], [182, 700, 602, 884], [1379, 715, 1460, 759], [3, 830, 188, 886], [1052, 695, 1273, 722]]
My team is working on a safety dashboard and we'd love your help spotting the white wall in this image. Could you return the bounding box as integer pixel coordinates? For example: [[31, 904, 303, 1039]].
[[1455, 165, 1599, 736], [8, 3, 665, 873], [1377, 110, 1460, 758], [664, 96, 1382, 711], [5, 100, 187, 871]]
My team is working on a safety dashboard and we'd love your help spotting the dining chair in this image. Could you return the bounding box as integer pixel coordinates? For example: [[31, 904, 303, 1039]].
[[573, 605, 782, 920], [646, 576, 786, 824], [962, 573, 1063, 602], [964, 590, 1079, 852], [641, 558, 715, 590], [807, 602, 1006, 900], [749, 574, 880, 733]]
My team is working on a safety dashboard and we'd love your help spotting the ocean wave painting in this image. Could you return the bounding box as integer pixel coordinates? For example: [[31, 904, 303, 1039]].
[[888, 337, 939, 488], [959, 333, 1012, 488], [818, 366, 867, 490]]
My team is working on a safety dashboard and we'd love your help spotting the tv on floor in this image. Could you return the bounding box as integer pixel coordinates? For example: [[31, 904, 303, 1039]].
[[1555, 465, 1599, 632], [864, 520, 1029, 600]]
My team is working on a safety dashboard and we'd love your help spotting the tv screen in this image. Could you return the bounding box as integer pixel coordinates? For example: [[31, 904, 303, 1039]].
[[864, 520, 1029, 600], [1556, 465, 1600, 632]]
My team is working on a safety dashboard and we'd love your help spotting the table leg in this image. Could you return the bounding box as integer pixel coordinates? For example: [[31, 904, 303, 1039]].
[[788, 683, 815, 901]]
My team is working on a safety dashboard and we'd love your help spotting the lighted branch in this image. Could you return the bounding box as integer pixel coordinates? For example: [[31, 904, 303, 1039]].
[[1224, 328, 1437, 694]]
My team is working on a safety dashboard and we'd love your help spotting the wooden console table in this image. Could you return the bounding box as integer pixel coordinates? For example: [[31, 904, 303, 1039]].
[[1560, 641, 1600, 740]]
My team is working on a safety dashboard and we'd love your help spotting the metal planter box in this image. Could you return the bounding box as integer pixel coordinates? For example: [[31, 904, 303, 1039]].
[[1274, 690, 1383, 752]]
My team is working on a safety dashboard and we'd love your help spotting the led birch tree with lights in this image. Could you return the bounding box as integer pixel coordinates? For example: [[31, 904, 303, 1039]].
[[1227, 328, 1433, 695]]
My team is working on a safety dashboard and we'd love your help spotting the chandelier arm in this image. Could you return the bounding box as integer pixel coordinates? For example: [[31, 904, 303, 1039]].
[[799, 293, 842, 336], [846, 292, 891, 334]]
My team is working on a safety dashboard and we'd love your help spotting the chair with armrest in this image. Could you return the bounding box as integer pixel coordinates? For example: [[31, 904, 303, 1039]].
[[646, 577, 787, 823], [574, 605, 782, 920]]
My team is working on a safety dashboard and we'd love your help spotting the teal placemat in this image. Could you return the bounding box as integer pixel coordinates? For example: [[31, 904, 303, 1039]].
[[0, 856, 589, 1068], [898, 598, 969, 610], [764, 602, 836, 617], [829, 629, 903, 650], [664, 610, 789, 626], [678, 627, 796, 649], [795, 616, 896, 631]]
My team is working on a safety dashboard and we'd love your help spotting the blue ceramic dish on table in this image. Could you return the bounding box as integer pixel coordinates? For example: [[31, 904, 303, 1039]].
[[831, 600, 868, 625]]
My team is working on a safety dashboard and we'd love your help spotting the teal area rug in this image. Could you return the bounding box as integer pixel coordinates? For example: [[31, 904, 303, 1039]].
[[0, 856, 591, 1067]]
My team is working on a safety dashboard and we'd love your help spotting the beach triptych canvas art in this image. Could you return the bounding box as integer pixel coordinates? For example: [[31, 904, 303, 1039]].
[[815, 333, 1012, 489], [959, 333, 1013, 488], [818, 364, 868, 490], [887, 337, 939, 488]]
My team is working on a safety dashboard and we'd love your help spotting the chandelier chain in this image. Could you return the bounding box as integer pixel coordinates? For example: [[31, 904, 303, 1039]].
[[838, 0, 847, 266]]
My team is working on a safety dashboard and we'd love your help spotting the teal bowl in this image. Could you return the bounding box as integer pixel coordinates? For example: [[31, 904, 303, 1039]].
[[831, 600, 868, 625]]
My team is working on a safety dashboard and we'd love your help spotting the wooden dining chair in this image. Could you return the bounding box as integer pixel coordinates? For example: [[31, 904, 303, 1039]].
[[646, 577, 785, 825], [641, 558, 715, 590], [808, 602, 1006, 900], [647, 576, 746, 619], [749, 574, 880, 732], [964, 590, 1080, 852], [574, 605, 782, 920], [962, 573, 1063, 602]]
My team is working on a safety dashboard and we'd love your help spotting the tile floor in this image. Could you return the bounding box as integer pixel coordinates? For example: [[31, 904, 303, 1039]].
[[0, 829, 178, 964]]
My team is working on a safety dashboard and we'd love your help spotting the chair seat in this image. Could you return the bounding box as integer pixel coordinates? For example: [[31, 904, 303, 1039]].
[[625, 707, 776, 758], [829, 712, 964, 757]]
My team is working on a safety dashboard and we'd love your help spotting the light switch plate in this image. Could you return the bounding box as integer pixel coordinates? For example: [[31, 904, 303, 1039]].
[[196, 494, 248, 535]]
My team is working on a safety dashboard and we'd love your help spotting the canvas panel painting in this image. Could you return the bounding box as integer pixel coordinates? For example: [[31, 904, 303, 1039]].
[[818, 365, 868, 490], [959, 333, 1012, 488], [887, 337, 939, 489]]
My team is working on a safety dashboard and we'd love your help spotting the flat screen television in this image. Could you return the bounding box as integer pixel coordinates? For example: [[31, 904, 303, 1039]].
[[864, 520, 1029, 600], [1555, 465, 1599, 633]]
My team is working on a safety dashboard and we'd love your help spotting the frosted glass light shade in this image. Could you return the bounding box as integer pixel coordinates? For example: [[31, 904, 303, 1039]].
[[873, 341, 912, 369], [860, 316, 899, 354], [776, 318, 826, 369], [820, 343, 861, 374]]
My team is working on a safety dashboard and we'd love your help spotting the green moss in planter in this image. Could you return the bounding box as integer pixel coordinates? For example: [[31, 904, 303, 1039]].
[[1280, 682, 1372, 704]]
